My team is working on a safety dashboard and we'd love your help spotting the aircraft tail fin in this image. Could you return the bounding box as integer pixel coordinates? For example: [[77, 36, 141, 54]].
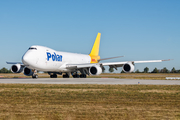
[[89, 33, 101, 63]]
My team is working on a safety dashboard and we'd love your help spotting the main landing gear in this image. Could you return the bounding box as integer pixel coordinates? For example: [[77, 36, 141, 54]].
[[80, 74, 86, 78], [47, 72, 87, 78], [63, 73, 70, 78], [50, 74, 57, 78], [72, 74, 86, 78], [72, 74, 79, 78]]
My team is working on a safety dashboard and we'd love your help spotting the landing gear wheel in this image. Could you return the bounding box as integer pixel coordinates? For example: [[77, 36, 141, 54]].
[[63, 73, 70, 78], [73, 74, 80, 78], [54, 74, 57, 78], [32, 74, 38, 79], [50, 74, 57, 78], [80, 74, 86, 78]]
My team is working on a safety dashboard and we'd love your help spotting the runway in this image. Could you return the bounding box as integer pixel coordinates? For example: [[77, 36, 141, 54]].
[[0, 78, 180, 85]]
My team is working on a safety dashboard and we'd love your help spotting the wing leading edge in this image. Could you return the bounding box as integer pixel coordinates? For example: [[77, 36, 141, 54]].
[[6, 62, 24, 65], [66, 59, 171, 69]]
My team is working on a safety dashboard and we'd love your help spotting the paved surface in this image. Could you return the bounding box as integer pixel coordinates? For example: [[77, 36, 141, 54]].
[[0, 78, 180, 85]]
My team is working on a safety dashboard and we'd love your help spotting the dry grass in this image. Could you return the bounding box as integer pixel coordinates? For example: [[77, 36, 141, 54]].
[[100, 73, 180, 80], [1, 73, 180, 80], [0, 84, 179, 119]]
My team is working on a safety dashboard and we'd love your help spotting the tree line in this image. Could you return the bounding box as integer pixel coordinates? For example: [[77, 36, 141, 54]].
[[121, 67, 180, 73], [107, 67, 180, 73], [0, 67, 179, 74], [0, 67, 12, 73]]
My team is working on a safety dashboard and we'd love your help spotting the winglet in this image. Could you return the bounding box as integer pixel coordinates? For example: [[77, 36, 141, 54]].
[[89, 33, 101, 63], [162, 59, 173, 61]]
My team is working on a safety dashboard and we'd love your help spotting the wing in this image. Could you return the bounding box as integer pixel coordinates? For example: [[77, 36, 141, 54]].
[[66, 59, 171, 69], [102, 60, 167, 67], [98, 56, 124, 62], [6, 62, 24, 65], [66, 63, 98, 69]]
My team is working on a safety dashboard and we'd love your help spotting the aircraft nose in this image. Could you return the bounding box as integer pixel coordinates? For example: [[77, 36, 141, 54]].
[[22, 51, 39, 66], [22, 53, 31, 65]]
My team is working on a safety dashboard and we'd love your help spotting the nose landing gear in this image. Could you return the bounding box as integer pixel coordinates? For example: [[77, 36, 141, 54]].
[[32, 74, 38, 79], [32, 70, 38, 79]]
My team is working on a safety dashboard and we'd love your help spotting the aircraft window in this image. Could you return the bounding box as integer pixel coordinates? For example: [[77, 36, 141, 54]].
[[28, 47, 37, 50]]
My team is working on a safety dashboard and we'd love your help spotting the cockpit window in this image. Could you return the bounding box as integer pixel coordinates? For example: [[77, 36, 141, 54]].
[[28, 47, 37, 50]]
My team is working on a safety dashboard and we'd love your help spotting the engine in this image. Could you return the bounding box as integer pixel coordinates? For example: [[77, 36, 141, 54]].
[[23, 67, 34, 76], [122, 62, 135, 73], [11, 64, 24, 73], [89, 65, 102, 75]]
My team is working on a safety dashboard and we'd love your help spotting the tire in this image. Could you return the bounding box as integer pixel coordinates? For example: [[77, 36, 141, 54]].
[[63, 74, 70, 78], [53, 74, 57, 78], [73, 74, 80, 78], [32, 74, 38, 79], [80, 74, 86, 78], [50, 75, 53, 78], [84, 74, 87, 78], [50, 74, 57, 78]]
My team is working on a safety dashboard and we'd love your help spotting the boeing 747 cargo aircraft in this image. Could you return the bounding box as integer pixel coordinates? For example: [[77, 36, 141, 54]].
[[7, 33, 170, 78]]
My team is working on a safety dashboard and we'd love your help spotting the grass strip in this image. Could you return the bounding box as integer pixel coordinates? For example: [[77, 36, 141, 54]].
[[1, 73, 180, 80], [0, 84, 179, 119]]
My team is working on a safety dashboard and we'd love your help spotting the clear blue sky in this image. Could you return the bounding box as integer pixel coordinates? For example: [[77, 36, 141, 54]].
[[0, 0, 179, 72]]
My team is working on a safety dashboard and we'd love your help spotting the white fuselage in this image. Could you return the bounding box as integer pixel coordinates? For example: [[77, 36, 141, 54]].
[[22, 45, 91, 72]]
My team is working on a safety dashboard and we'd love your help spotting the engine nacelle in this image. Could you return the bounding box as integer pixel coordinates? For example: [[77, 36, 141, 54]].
[[23, 67, 34, 76], [122, 62, 135, 73], [89, 65, 102, 75], [11, 64, 24, 73]]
